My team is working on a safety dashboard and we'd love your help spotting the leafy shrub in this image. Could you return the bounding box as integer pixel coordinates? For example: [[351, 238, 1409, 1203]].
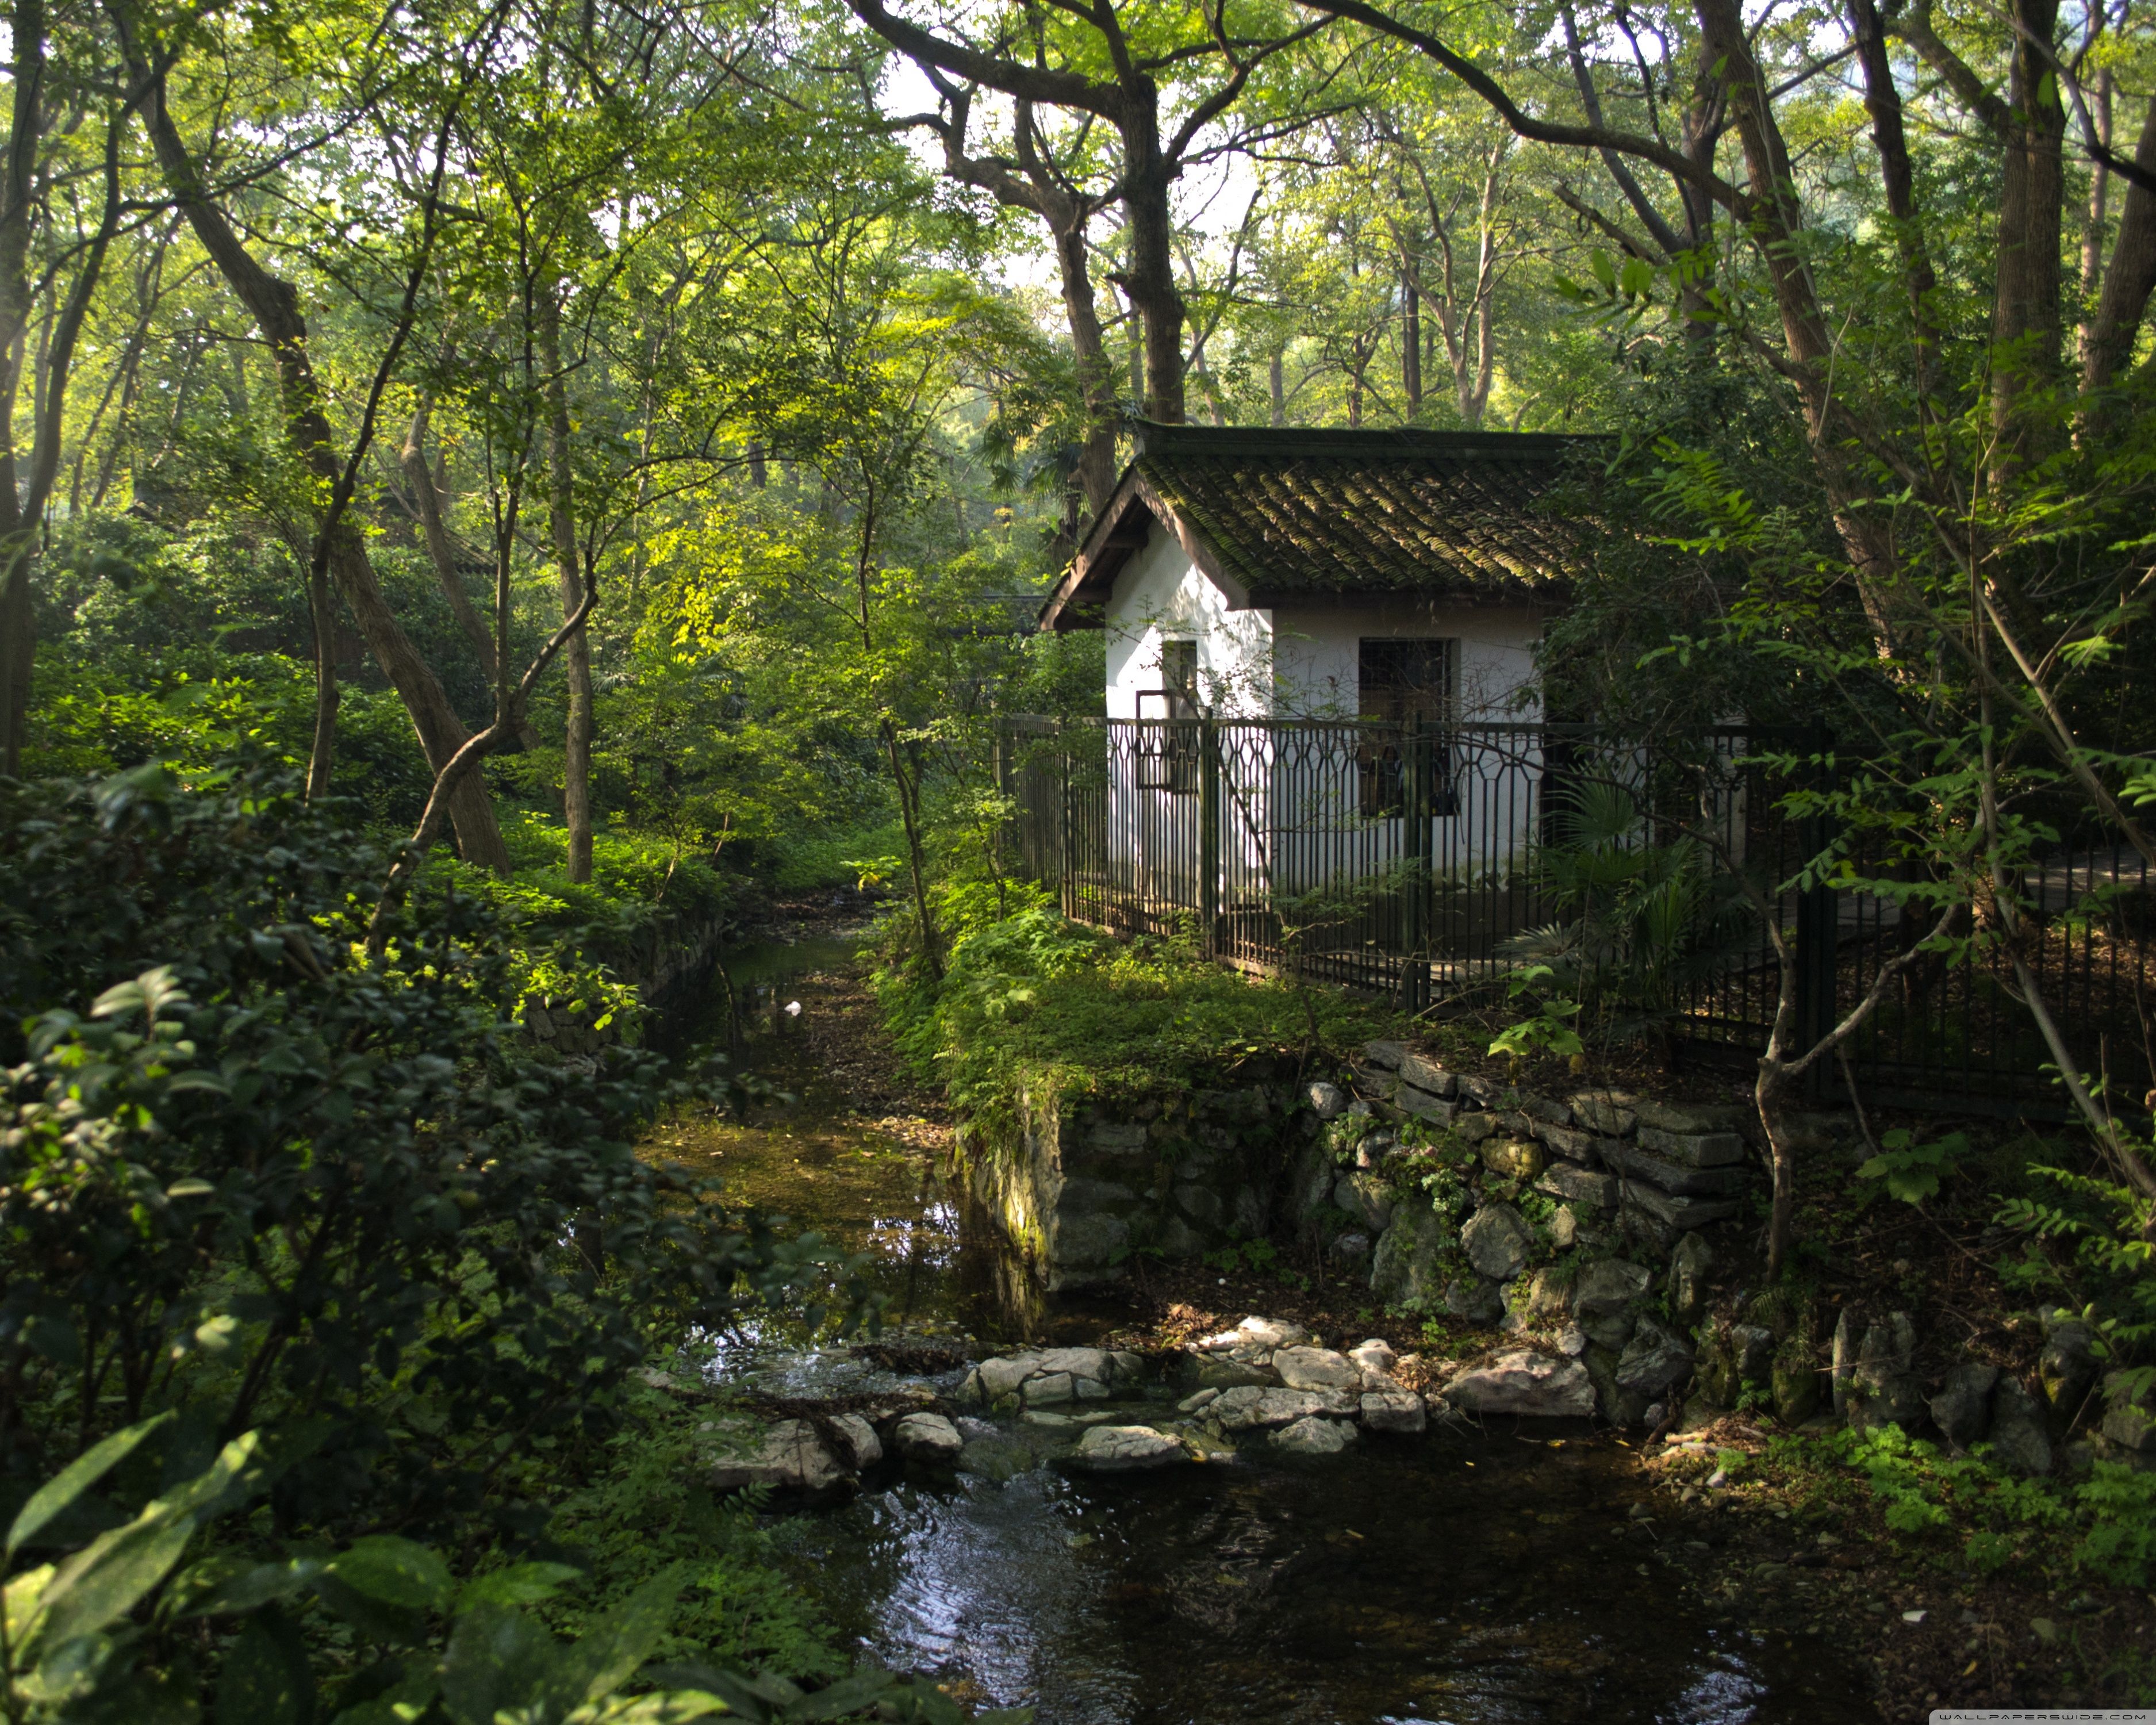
[[0, 1414, 1024, 1724], [0, 757, 864, 1536]]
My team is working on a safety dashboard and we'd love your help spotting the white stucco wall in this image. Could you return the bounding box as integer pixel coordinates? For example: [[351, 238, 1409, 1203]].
[[1102, 534, 1274, 719], [1104, 539, 1546, 722], [1270, 601, 1546, 720]]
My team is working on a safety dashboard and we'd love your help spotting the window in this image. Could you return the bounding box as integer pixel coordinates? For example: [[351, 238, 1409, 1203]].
[[1357, 638, 1457, 817], [1137, 639, 1200, 792], [1358, 638, 1455, 722]]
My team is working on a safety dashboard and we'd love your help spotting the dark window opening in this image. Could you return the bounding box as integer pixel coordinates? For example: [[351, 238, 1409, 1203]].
[[1358, 638, 1459, 818], [1137, 639, 1200, 792]]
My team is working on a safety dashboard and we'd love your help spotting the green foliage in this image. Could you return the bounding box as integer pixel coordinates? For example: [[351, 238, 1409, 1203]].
[[0, 758, 869, 1535], [1995, 1152, 2156, 1365], [1486, 964, 1583, 1063], [1795, 1423, 2156, 1588], [2073, 1463, 2156, 1588], [1500, 783, 1748, 1050], [876, 903, 1392, 1131], [0, 1419, 1012, 1724], [1854, 1129, 1971, 1207]]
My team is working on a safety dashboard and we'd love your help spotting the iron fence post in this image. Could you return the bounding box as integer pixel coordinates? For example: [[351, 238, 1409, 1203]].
[[1404, 713, 1429, 1013], [1793, 719, 1838, 1097], [1056, 718, 1073, 918], [1199, 717, 1221, 957]]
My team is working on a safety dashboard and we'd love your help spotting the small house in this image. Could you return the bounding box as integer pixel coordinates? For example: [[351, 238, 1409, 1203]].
[[1038, 422, 1595, 722], [1035, 424, 1599, 930]]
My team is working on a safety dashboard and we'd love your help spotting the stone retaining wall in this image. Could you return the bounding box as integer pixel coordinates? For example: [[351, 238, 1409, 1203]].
[[952, 1066, 1303, 1291], [520, 914, 729, 1053]]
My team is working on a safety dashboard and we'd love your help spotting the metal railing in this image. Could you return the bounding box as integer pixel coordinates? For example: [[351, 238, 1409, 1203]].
[[996, 716, 2156, 1115]]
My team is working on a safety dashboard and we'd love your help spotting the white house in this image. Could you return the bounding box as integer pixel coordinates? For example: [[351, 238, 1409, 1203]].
[[1034, 423, 1601, 934]]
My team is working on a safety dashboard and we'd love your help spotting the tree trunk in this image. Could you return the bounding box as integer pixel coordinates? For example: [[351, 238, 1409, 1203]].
[[1401, 266, 1422, 415], [2077, 66, 2113, 380], [1269, 348, 1286, 425], [305, 556, 338, 799], [540, 297, 594, 884], [883, 718, 943, 981], [1120, 107, 1187, 423], [132, 51, 511, 871], [1694, 0, 1902, 643], [1051, 214, 1119, 513], [2082, 97, 2156, 396], [0, 0, 46, 773], [1848, 0, 1940, 407], [1989, 0, 2067, 471]]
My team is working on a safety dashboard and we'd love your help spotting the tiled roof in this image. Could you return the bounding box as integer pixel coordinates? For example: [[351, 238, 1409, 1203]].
[[1129, 423, 1598, 600]]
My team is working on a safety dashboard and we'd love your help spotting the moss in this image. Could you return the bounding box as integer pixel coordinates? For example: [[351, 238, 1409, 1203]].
[[877, 904, 1397, 1140]]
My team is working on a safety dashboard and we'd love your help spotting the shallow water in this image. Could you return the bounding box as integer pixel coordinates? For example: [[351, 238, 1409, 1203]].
[[659, 940, 1878, 1725]]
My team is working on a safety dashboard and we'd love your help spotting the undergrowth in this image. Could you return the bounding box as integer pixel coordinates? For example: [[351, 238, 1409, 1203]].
[[875, 890, 1396, 1137], [1767, 1421, 2156, 1592]]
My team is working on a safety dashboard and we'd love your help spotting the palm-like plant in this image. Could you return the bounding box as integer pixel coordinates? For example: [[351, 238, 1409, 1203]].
[[1504, 780, 1750, 1054]]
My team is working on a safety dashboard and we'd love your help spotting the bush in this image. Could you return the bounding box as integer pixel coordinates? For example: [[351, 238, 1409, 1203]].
[[0, 756, 862, 1536]]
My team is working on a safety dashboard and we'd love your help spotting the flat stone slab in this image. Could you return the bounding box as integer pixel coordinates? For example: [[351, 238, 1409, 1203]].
[[1211, 1385, 1353, 1430], [1071, 1424, 1188, 1471], [1622, 1183, 1742, 1229], [1606, 1141, 1750, 1197], [1195, 1316, 1309, 1354], [1635, 1125, 1749, 1167], [893, 1412, 965, 1464], [1271, 1416, 1358, 1455], [1443, 1351, 1597, 1419], [1273, 1346, 1361, 1392], [707, 1419, 852, 1493], [1360, 1389, 1427, 1433]]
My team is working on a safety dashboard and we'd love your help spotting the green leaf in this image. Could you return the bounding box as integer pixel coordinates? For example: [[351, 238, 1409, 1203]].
[[453, 1561, 584, 1614], [325, 1536, 452, 1614], [542, 1565, 685, 1716], [437, 1602, 555, 1725], [569, 1695, 728, 1724], [216, 1607, 316, 1725], [21, 1311, 82, 1369], [1589, 248, 1616, 292], [31, 1431, 267, 1654], [325, 1666, 438, 1725], [172, 1554, 327, 1619], [791, 1670, 898, 1720], [7, 1413, 172, 1558]]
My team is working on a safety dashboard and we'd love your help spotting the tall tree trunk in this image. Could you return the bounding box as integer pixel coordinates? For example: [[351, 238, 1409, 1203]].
[[0, 0, 47, 773], [1989, 0, 2067, 473], [1120, 105, 1187, 423], [540, 296, 594, 884], [2082, 97, 2156, 396], [1050, 214, 1118, 512], [396, 405, 542, 754], [1401, 266, 1422, 415], [129, 45, 511, 871], [1269, 348, 1286, 425], [1848, 0, 1940, 409], [2077, 65, 2113, 379], [1695, 0, 1902, 644], [305, 558, 338, 799]]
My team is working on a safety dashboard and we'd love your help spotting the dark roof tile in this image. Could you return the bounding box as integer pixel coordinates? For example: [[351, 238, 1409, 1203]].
[[1129, 423, 1598, 600]]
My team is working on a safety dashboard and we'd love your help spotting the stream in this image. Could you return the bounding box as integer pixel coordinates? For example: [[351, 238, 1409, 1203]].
[[652, 934, 1879, 1725]]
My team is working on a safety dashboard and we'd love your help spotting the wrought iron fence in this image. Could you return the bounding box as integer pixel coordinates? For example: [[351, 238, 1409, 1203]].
[[995, 715, 2156, 1116]]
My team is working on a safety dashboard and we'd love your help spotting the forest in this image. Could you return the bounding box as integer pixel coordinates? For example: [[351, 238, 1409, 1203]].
[[0, 0, 2154, 1712]]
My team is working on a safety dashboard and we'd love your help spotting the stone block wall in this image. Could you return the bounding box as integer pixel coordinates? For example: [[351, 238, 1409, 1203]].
[[953, 1069, 1302, 1291], [519, 914, 728, 1054]]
